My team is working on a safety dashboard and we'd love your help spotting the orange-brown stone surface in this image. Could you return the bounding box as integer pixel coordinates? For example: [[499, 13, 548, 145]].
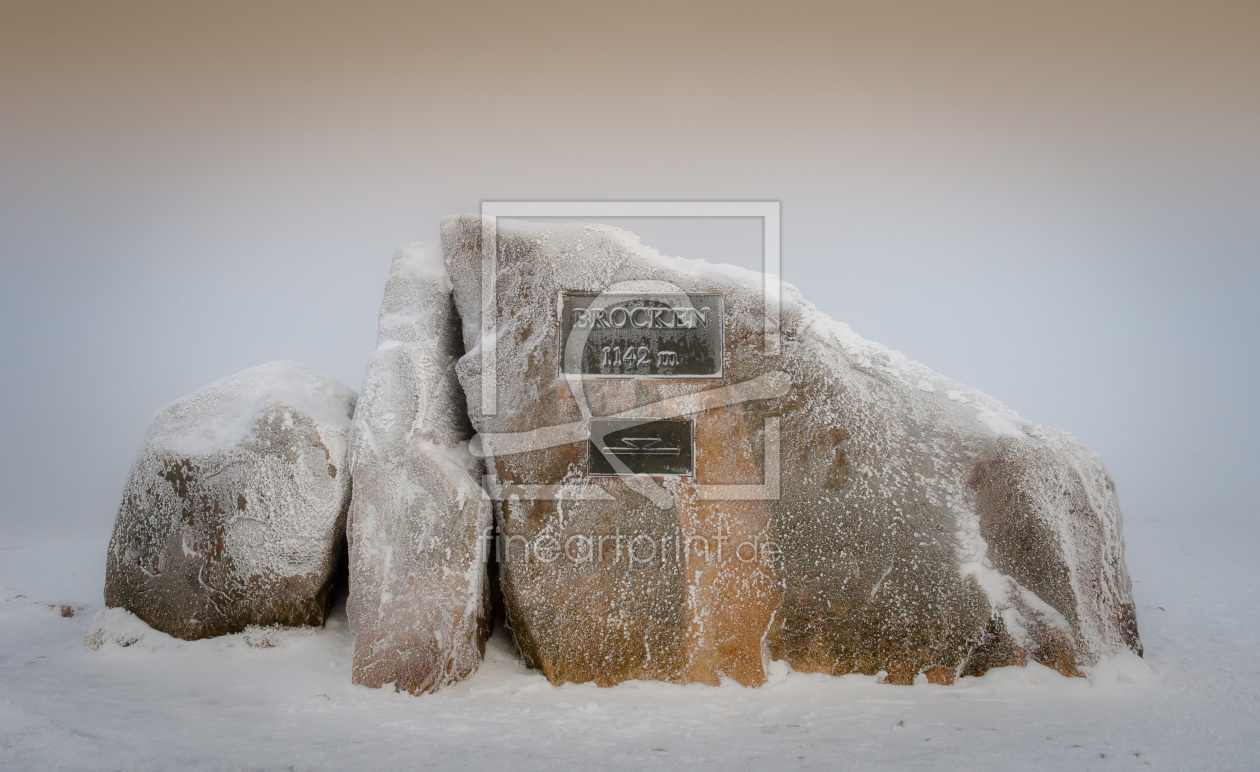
[[443, 215, 1141, 687]]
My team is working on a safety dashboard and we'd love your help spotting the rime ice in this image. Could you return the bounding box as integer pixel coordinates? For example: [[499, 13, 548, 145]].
[[105, 361, 356, 640], [345, 242, 494, 695], [443, 215, 1141, 687]]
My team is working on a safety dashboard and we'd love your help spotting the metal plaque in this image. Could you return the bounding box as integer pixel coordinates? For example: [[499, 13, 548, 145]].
[[558, 291, 724, 378], [587, 418, 695, 477]]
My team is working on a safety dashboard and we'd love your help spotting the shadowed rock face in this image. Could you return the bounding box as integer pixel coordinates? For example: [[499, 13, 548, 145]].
[[105, 362, 356, 640], [442, 214, 1141, 687], [345, 243, 493, 695]]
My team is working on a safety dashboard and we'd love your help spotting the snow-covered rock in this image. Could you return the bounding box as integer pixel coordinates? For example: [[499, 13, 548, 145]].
[[105, 362, 356, 640], [345, 242, 493, 695], [443, 214, 1141, 687]]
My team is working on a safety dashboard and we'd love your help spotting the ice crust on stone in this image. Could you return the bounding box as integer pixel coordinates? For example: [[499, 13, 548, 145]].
[[346, 242, 493, 695], [105, 361, 356, 640], [442, 215, 1140, 687], [142, 361, 357, 457]]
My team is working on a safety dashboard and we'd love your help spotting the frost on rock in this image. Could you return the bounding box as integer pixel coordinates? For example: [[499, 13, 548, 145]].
[[346, 242, 493, 695], [442, 214, 1141, 687], [105, 361, 356, 640]]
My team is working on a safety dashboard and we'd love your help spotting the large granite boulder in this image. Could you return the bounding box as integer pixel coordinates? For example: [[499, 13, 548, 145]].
[[345, 243, 493, 694], [105, 361, 356, 640], [443, 214, 1141, 687]]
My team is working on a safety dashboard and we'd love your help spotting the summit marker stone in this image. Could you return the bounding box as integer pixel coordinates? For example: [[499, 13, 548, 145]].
[[442, 214, 1141, 687]]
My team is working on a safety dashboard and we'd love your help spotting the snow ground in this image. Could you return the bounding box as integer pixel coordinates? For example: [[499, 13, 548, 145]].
[[2, 520, 1257, 771]]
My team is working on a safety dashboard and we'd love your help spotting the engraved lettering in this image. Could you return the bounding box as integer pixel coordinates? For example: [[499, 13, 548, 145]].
[[571, 305, 714, 330], [560, 292, 723, 378]]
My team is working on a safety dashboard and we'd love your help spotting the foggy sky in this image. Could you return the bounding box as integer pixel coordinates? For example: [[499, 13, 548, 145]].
[[1, 1, 1257, 542]]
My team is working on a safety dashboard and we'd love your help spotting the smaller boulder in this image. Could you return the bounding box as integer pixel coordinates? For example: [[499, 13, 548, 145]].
[[105, 361, 357, 640]]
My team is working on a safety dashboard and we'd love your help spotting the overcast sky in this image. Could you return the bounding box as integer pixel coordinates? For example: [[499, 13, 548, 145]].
[[1, 1, 1257, 543]]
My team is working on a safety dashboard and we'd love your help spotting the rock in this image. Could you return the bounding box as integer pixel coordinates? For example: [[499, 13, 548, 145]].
[[443, 214, 1141, 687], [105, 361, 356, 640], [345, 242, 493, 695]]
